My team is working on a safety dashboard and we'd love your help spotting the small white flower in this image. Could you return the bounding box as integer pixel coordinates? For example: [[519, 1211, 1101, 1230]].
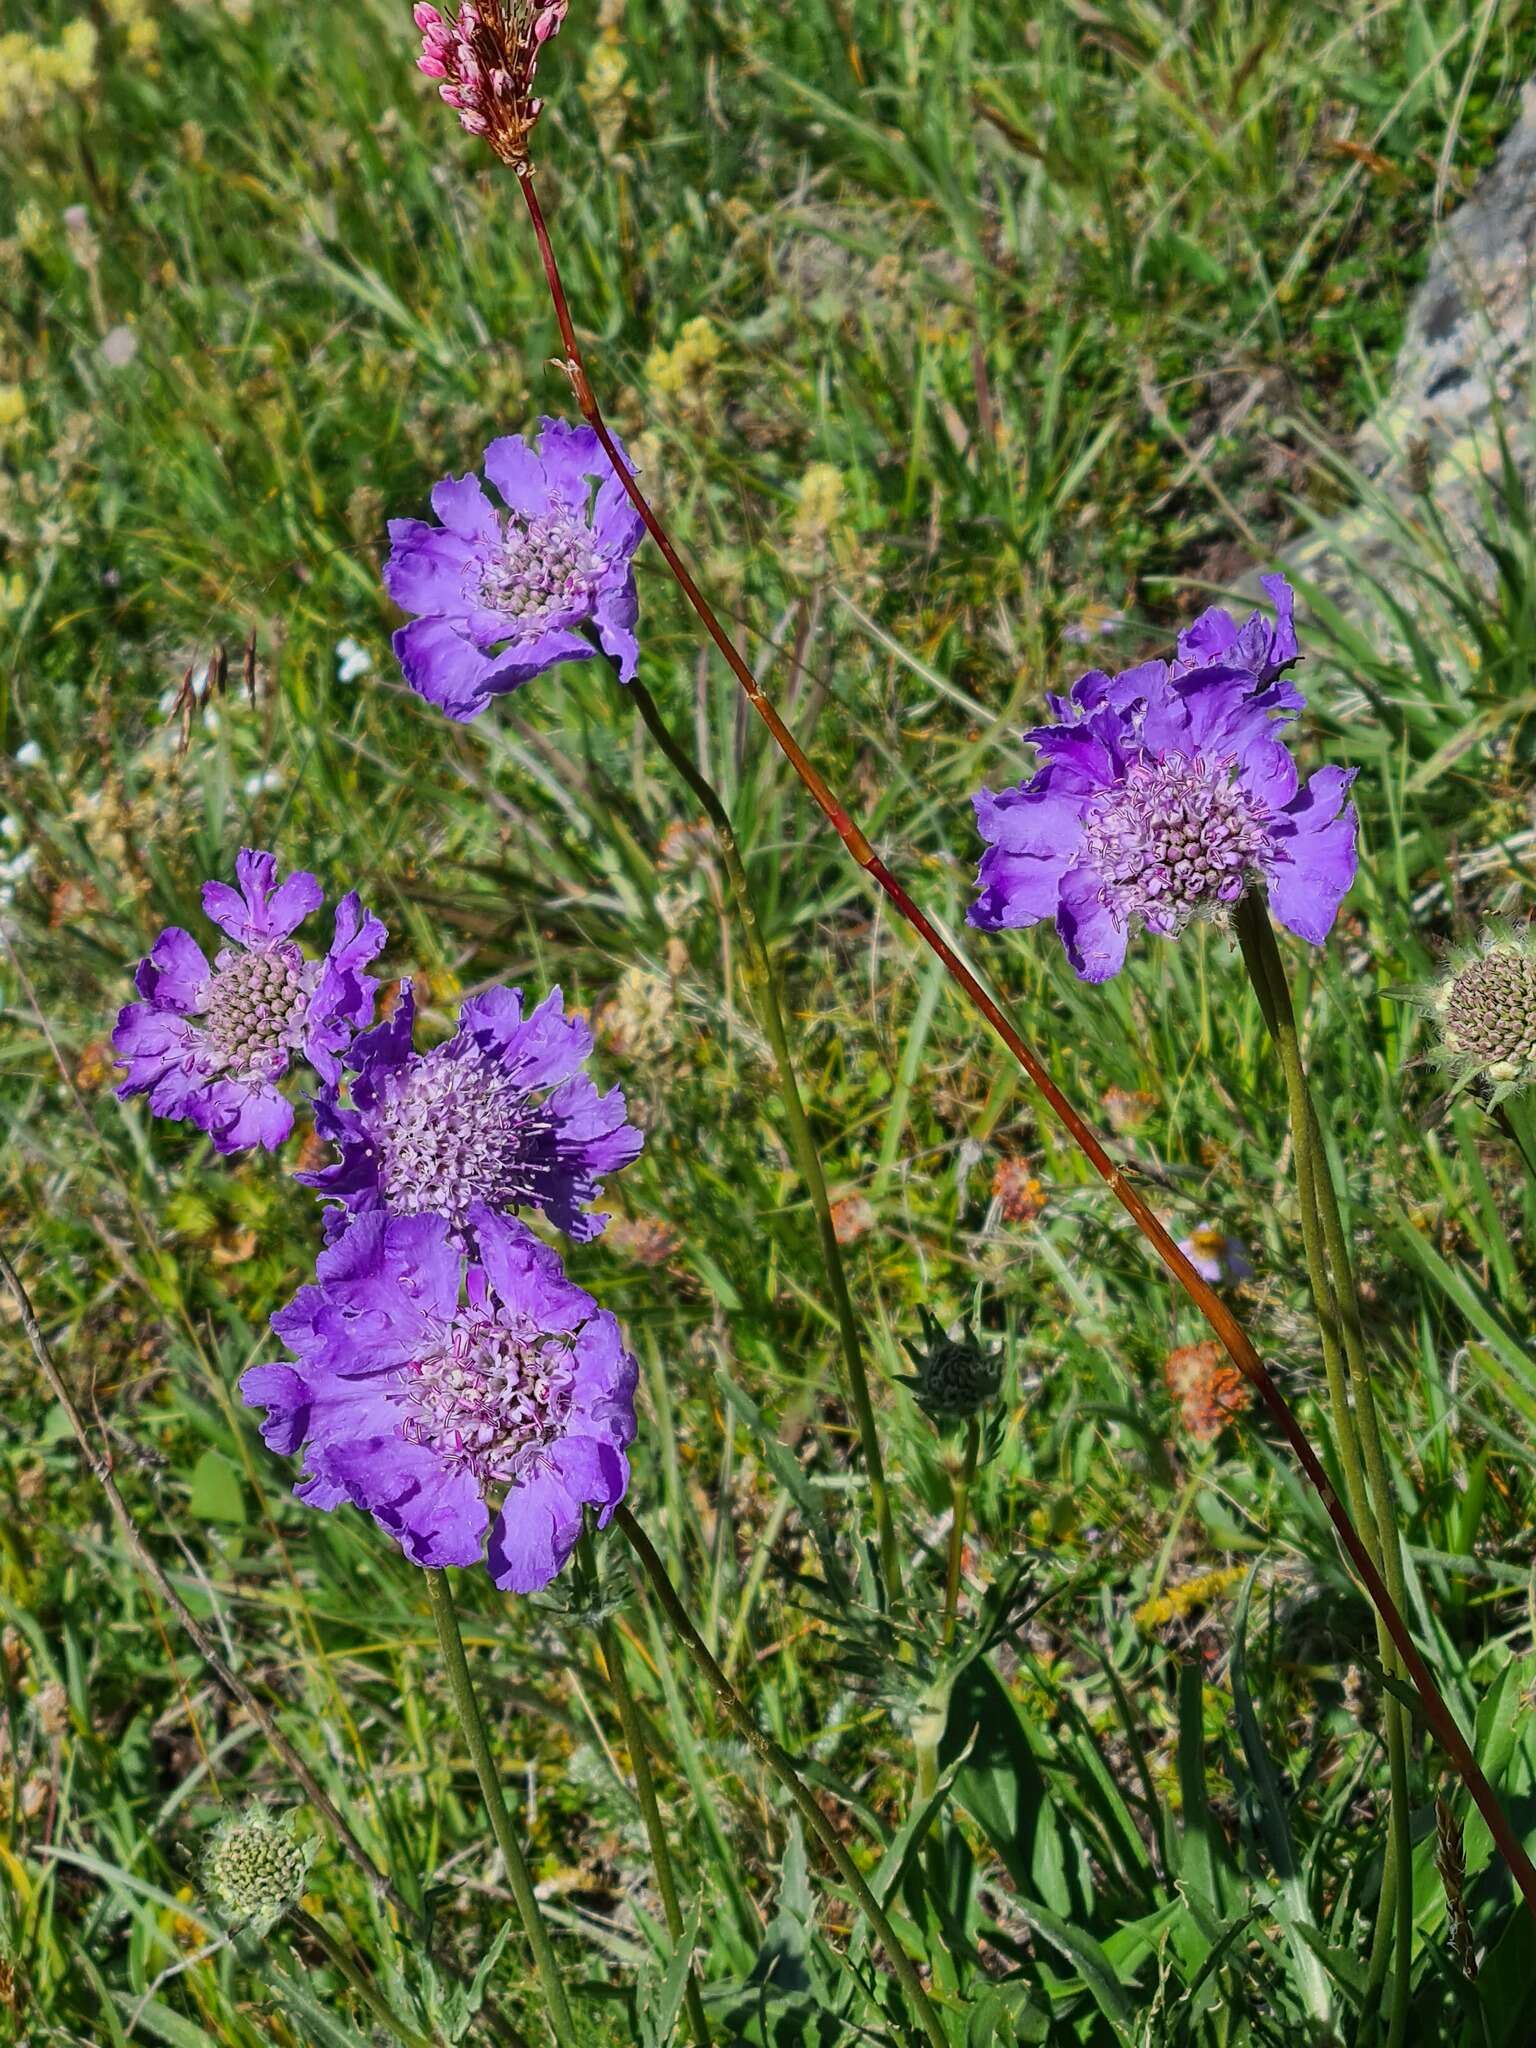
[[100, 325, 138, 368], [14, 740, 42, 768], [334, 636, 373, 683], [1, 815, 22, 843], [242, 768, 283, 798]]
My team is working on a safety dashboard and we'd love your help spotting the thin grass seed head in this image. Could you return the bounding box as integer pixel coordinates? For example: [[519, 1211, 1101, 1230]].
[[200, 1806, 313, 1932], [1415, 923, 1536, 1105], [968, 575, 1358, 980], [413, 0, 568, 165]]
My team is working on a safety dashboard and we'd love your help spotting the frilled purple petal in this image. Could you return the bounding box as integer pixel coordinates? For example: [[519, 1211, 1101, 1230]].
[[302, 892, 388, 1085], [482, 433, 549, 519], [321, 1434, 489, 1568], [189, 1076, 294, 1154], [1056, 861, 1128, 984], [593, 577, 640, 682], [1173, 576, 1299, 693], [133, 927, 211, 1012], [461, 984, 591, 1089], [1265, 766, 1358, 945], [469, 1207, 594, 1334], [486, 1434, 628, 1593], [240, 1357, 403, 1462], [113, 1000, 201, 1094], [1235, 732, 1299, 810], [301, 1211, 463, 1348], [393, 616, 502, 720], [968, 783, 1079, 931], [535, 416, 604, 506], [383, 518, 482, 620], [202, 850, 322, 948], [431, 472, 498, 542], [568, 1311, 640, 1443], [593, 469, 644, 555]]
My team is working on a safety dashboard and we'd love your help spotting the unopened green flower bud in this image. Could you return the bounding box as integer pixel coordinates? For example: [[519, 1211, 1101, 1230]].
[[200, 1806, 311, 1929], [900, 1307, 1001, 1422]]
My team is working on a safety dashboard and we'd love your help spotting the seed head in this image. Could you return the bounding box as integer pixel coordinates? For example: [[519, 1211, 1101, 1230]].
[[1422, 923, 1536, 1104], [901, 1307, 1002, 1424], [200, 1806, 312, 1930]]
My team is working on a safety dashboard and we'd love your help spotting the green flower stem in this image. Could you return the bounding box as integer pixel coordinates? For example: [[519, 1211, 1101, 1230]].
[[942, 1420, 980, 1648], [1236, 896, 1412, 2042], [424, 1571, 577, 2047], [620, 668, 902, 1600], [615, 1505, 949, 2048], [289, 1907, 441, 2048], [598, 1618, 711, 2047]]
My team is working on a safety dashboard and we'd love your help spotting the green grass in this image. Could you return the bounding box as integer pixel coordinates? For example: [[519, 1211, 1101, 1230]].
[[6, 0, 1536, 2042]]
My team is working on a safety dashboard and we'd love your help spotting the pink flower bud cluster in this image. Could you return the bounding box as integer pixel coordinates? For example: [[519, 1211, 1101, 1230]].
[[412, 0, 569, 162]]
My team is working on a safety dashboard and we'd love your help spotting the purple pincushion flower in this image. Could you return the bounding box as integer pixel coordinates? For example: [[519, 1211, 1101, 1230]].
[[968, 576, 1358, 982], [112, 850, 387, 1154], [299, 980, 642, 1244], [241, 1207, 637, 1591], [384, 418, 644, 721]]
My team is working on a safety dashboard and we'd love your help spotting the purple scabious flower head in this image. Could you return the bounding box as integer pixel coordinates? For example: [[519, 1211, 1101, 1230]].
[[241, 1207, 637, 1591], [384, 418, 644, 721], [299, 980, 643, 1244], [968, 577, 1357, 982], [112, 851, 386, 1154], [1176, 1225, 1254, 1287]]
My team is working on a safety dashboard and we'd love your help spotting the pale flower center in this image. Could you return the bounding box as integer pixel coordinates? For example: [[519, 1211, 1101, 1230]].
[[478, 510, 606, 637], [203, 944, 309, 1073], [1083, 752, 1270, 935], [396, 1304, 576, 1484], [370, 1041, 554, 1226]]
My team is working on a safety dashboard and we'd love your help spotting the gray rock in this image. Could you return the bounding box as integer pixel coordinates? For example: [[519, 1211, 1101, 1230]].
[[1286, 78, 1536, 606]]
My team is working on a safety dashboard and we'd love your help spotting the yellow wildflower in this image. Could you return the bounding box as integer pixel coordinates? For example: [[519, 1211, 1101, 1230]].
[[1134, 1565, 1247, 1632], [645, 317, 724, 400]]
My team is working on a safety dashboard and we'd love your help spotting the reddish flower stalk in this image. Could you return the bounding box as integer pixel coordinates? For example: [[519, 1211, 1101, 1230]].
[[508, 169, 1536, 1925]]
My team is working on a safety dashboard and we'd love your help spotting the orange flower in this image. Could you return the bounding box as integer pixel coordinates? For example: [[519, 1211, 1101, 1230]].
[[830, 1194, 875, 1245], [1163, 1340, 1252, 1444], [990, 1158, 1046, 1224]]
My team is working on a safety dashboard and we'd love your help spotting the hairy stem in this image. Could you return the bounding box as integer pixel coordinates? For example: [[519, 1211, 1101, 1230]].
[[1235, 896, 1413, 2029], [621, 667, 900, 1595], [423, 1571, 577, 2045], [616, 1505, 949, 2047], [511, 165, 1536, 1924], [599, 1617, 711, 2046], [942, 1420, 980, 1648], [290, 1908, 441, 2048]]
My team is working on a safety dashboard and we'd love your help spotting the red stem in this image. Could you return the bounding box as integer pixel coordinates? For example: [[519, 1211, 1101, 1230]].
[[514, 167, 1536, 1925]]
